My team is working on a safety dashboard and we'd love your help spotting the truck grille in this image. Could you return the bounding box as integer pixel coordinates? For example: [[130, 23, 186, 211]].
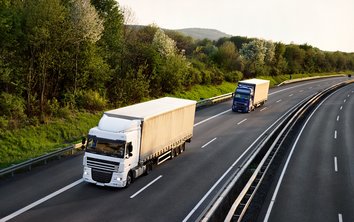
[[236, 102, 246, 109], [86, 157, 118, 172], [92, 169, 112, 183]]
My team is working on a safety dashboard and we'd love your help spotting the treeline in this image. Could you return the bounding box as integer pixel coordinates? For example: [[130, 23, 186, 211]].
[[1, 0, 354, 128]]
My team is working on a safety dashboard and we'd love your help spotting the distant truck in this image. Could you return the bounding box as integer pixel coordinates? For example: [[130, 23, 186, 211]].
[[232, 79, 270, 112], [82, 97, 196, 188]]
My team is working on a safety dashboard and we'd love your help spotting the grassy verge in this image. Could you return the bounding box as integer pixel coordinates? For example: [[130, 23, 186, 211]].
[[0, 71, 349, 169], [0, 112, 101, 168]]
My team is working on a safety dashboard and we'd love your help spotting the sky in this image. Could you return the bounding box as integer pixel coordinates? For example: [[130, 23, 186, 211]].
[[117, 0, 354, 53]]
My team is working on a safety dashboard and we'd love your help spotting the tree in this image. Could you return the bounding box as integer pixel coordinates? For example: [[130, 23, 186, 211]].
[[23, 0, 67, 120], [213, 41, 243, 71], [69, 0, 103, 94], [284, 44, 305, 74]]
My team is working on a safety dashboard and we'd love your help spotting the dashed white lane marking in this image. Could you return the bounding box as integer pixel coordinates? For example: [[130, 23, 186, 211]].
[[260, 107, 268, 112], [338, 213, 343, 222], [340, 106, 343, 110], [194, 110, 230, 127], [337, 116, 340, 121], [334, 157, 338, 172], [334, 130, 337, 139], [344, 99, 346, 103], [237, 119, 247, 125], [276, 99, 282, 103], [299, 90, 304, 92], [201, 138, 217, 149], [289, 94, 293, 97], [130, 175, 163, 199]]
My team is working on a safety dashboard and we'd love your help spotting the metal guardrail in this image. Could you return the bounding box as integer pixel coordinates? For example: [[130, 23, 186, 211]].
[[0, 143, 82, 177], [199, 80, 351, 222], [196, 93, 233, 108]]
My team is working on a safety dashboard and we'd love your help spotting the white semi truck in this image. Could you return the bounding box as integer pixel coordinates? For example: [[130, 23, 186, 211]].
[[82, 97, 196, 188], [232, 79, 270, 112]]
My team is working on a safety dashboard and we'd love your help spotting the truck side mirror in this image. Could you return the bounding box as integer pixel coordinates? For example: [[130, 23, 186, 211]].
[[127, 143, 133, 156], [81, 137, 86, 145], [81, 137, 86, 150]]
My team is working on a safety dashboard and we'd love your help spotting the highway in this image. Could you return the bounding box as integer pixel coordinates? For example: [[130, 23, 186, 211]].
[[0, 77, 349, 222], [261, 83, 354, 222]]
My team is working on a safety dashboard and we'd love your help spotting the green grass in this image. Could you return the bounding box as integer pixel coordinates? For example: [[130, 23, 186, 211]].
[[168, 82, 236, 101], [0, 71, 349, 169], [0, 112, 101, 168]]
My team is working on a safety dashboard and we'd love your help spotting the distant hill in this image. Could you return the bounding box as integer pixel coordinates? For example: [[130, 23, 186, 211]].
[[174, 28, 232, 41], [127, 25, 232, 41]]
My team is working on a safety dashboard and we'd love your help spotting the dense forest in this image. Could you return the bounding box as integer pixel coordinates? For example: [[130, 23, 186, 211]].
[[1, 0, 354, 129]]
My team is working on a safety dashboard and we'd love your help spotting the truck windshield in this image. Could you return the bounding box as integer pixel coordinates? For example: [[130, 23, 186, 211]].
[[86, 138, 125, 158], [235, 93, 250, 100]]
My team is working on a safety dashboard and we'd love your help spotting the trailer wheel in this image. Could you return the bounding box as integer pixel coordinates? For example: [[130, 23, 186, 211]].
[[171, 149, 176, 159], [181, 143, 186, 152]]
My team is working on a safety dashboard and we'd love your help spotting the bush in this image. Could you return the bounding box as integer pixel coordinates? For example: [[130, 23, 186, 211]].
[[0, 92, 26, 119], [210, 67, 224, 85], [224, 71, 244, 82], [76, 90, 107, 111]]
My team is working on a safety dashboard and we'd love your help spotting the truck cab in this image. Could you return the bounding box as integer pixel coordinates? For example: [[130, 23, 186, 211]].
[[232, 85, 254, 112], [83, 115, 141, 188]]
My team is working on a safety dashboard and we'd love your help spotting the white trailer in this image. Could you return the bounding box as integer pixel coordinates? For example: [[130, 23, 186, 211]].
[[82, 97, 196, 188]]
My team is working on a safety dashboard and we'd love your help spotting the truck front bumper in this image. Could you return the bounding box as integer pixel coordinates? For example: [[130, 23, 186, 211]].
[[83, 167, 126, 188]]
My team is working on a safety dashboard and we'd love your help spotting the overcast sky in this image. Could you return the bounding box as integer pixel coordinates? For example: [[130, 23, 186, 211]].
[[117, 0, 354, 52]]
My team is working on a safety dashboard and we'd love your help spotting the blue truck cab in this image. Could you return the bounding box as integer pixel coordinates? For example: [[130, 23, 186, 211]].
[[232, 84, 255, 112]]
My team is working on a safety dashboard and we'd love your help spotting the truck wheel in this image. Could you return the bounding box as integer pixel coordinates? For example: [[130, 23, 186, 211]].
[[171, 149, 175, 158], [125, 172, 133, 188], [144, 163, 152, 176], [181, 143, 186, 152]]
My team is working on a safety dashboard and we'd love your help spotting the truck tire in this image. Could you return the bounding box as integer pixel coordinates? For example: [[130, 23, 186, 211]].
[[171, 149, 176, 158], [125, 172, 133, 188], [145, 163, 152, 175]]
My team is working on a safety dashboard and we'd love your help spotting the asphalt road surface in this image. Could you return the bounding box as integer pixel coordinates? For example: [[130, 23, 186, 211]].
[[261, 83, 354, 222], [0, 77, 349, 222]]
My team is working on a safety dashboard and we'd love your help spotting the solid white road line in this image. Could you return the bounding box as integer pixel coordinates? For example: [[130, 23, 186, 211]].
[[0, 179, 83, 222], [130, 175, 163, 199], [289, 94, 293, 97], [201, 138, 217, 149], [338, 213, 343, 222], [337, 116, 340, 121], [237, 119, 247, 125], [276, 99, 282, 103], [263, 90, 334, 222], [334, 130, 337, 139], [334, 157, 338, 172]]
